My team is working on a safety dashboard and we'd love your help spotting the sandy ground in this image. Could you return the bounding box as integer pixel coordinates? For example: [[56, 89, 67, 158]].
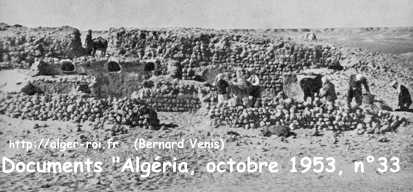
[[0, 69, 30, 93], [0, 110, 413, 192]]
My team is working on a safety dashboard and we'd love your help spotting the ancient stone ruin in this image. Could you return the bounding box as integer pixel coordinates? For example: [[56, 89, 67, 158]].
[[0, 23, 410, 133]]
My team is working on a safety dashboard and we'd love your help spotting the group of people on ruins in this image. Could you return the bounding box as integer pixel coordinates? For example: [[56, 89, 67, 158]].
[[212, 70, 411, 112], [82, 30, 411, 112], [213, 68, 261, 107]]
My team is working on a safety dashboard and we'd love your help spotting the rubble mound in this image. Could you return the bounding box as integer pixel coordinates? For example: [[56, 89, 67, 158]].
[[0, 25, 86, 69], [28, 75, 96, 95], [209, 96, 406, 134], [0, 93, 159, 128], [132, 79, 201, 112], [106, 28, 343, 95], [0, 24, 411, 130]]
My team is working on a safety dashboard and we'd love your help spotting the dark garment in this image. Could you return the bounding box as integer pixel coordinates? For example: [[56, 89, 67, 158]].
[[349, 75, 370, 93], [249, 85, 261, 106], [300, 75, 322, 101], [399, 85, 412, 110], [348, 75, 369, 106], [216, 79, 229, 94], [85, 32, 93, 54], [347, 88, 362, 106], [249, 85, 261, 98]]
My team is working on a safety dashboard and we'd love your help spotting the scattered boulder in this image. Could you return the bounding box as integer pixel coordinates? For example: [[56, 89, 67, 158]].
[[20, 82, 43, 95], [262, 125, 291, 137]]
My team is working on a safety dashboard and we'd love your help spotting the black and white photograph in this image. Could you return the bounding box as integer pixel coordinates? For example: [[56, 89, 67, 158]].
[[0, 0, 412, 191]]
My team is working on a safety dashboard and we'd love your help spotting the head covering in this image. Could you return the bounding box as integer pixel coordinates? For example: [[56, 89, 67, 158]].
[[355, 74, 364, 81], [321, 76, 330, 84], [216, 73, 223, 80]]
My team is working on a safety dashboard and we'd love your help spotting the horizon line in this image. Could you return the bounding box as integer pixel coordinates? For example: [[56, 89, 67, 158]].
[[2, 22, 413, 31]]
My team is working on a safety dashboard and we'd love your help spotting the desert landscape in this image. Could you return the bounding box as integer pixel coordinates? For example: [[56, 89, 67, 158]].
[[0, 23, 413, 192]]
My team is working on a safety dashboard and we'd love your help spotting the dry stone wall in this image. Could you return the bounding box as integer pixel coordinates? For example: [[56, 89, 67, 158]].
[[0, 24, 87, 69]]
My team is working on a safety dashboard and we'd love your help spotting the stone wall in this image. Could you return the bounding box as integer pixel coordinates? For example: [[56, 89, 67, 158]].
[[27, 57, 158, 97], [0, 24, 87, 69]]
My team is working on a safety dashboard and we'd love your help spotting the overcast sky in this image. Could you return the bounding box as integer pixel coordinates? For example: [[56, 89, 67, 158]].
[[0, 0, 412, 30]]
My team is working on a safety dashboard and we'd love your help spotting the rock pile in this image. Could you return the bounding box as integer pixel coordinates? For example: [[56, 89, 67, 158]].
[[209, 96, 406, 133], [133, 80, 201, 112], [0, 25, 87, 69], [1, 26, 344, 97], [109, 97, 159, 127], [108, 29, 343, 92], [144, 96, 201, 112], [29, 75, 97, 95], [0, 94, 159, 128]]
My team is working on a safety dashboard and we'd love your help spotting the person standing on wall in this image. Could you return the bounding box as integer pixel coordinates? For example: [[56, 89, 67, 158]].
[[247, 69, 261, 105], [391, 81, 412, 111], [214, 73, 229, 107]]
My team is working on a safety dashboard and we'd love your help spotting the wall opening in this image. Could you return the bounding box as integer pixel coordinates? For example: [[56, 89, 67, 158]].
[[61, 61, 75, 73], [76, 83, 91, 94], [107, 61, 121, 72], [144, 62, 155, 72]]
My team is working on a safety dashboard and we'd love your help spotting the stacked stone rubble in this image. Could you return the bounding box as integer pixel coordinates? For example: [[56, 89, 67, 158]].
[[107, 29, 343, 95], [133, 81, 201, 112], [0, 25, 87, 69], [0, 94, 159, 128], [209, 96, 406, 133]]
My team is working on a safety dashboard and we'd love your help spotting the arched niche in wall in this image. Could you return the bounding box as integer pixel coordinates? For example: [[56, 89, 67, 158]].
[[61, 60, 76, 74], [107, 61, 121, 72]]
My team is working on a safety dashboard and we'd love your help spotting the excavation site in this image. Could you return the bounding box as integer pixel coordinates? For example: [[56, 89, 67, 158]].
[[0, 22, 413, 191]]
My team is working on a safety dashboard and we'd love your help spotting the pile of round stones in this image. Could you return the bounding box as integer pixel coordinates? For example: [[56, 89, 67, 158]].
[[209, 96, 406, 133], [0, 93, 159, 128]]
